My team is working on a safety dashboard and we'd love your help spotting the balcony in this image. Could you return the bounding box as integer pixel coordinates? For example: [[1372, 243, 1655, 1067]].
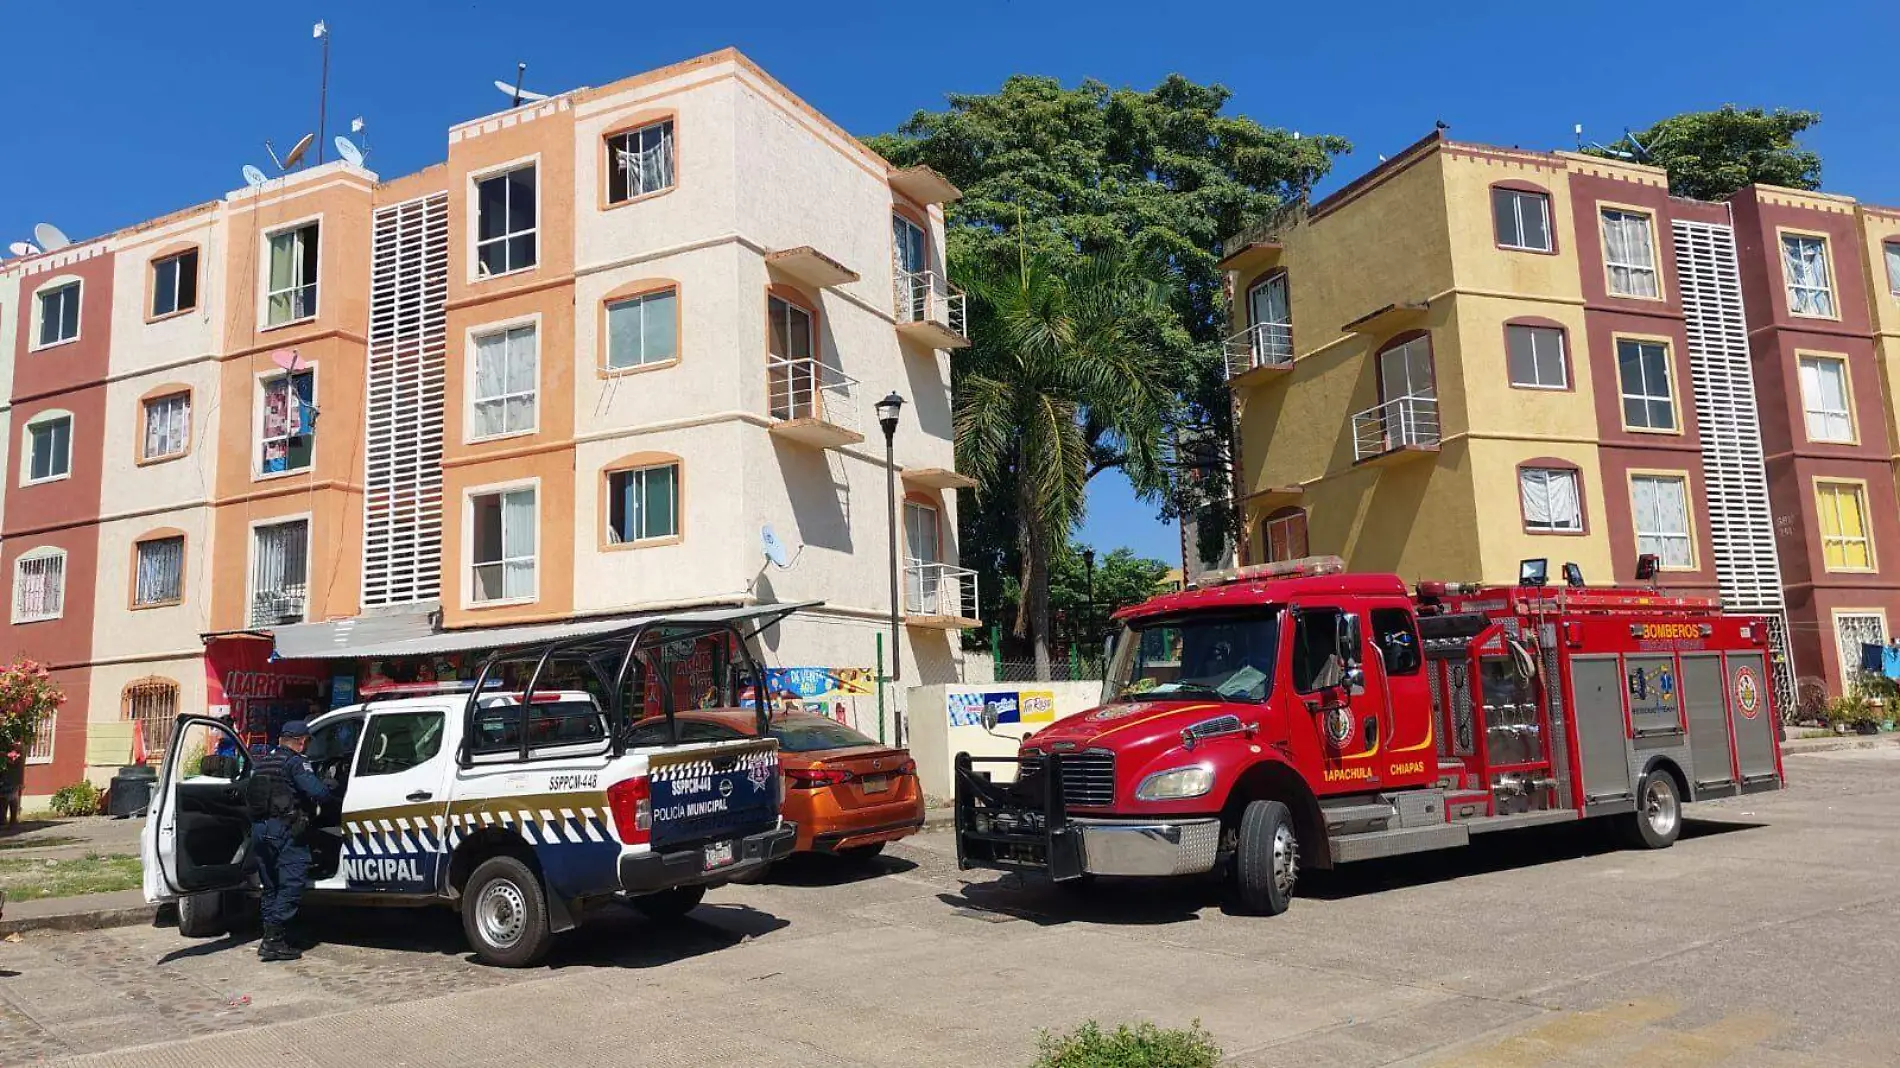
[[1352, 394, 1441, 466], [889, 165, 963, 206], [766, 246, 859, 290], [906, 562, 981, 629], [894, 270, 970, 350], [1224, 322, 1294, 385], [250, 584, 308, 627], [767, 357, 865, 449], [902, 467, 978, 491]]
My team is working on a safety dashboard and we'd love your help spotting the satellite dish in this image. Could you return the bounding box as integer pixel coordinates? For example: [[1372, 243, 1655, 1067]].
[[494, 79, 551, 104], [33, 223, 70, 251], [333, 135, 364, 168], [7, 241, 39, 258], [282, 133, 315, 170], [762, 525, 790, 569], [269, 348, 302, 372], [242, 164, 268, 188]]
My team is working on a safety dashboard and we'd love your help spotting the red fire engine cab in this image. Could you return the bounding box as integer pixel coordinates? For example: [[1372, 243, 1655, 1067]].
[[954, 556, 1784, 914]]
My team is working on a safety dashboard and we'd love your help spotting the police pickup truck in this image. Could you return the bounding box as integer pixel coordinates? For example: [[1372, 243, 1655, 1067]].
[[141, 605, 803, 967]]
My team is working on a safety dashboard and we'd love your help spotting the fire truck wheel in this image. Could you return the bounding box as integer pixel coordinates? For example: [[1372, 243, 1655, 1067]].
[[462, 855, 553, 968], [1623, 769, 1683, 850], [1232, 799, 1298, 915]]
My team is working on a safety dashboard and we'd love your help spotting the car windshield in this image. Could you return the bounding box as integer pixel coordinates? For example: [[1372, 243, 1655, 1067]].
[[1107, 610, 1280, 704], [769, 715, 877, 753]]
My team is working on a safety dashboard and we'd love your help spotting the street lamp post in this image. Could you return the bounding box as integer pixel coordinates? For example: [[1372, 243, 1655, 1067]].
[[876, 392, 906, 744]]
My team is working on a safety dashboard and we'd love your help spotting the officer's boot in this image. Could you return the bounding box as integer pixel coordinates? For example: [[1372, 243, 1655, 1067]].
[[258, 924, 301, 961]]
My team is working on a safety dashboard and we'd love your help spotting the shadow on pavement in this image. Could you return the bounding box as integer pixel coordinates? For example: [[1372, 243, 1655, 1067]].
[[157, 930, 261, 965], [743, 852, 920, 888], [939, 873, 1214, 927]]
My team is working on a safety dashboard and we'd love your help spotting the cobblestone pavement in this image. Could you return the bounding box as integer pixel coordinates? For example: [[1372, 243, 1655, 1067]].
[[2, 748, 1897, 1067]]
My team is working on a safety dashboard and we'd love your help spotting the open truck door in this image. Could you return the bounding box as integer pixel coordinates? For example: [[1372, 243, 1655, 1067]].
[[141, 716, 255, 905]]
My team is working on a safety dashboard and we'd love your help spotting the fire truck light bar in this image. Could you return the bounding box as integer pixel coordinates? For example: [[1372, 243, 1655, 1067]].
[[1193, 555, 1346, 589]]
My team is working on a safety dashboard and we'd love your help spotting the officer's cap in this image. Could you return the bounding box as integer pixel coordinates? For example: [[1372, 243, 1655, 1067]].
[[280, 720, 312, 738]]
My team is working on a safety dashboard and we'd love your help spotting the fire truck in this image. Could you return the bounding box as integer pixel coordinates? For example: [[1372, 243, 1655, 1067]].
[[954, 557, 1784, 914]]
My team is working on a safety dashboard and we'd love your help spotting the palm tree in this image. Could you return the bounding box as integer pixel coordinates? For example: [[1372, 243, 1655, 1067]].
[[956, 250, 1173, 680]]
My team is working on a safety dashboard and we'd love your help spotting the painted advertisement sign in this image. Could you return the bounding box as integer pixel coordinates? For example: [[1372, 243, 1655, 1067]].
[[764, 667, 874, 723], [948, 689, 1057, 727]]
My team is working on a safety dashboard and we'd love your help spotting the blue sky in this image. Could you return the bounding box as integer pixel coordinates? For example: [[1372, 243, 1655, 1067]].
[[6, 0, 1894, 565]]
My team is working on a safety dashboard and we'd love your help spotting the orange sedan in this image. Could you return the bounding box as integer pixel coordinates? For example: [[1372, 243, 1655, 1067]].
[[628, 709, 925, 859]]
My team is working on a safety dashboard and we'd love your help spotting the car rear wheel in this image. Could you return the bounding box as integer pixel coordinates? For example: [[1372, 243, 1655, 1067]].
[[461, 855, 552, 968], [630, 885, 706, 920], [1231, 799, 1297, 916], [1621, 770, 1682, 850]]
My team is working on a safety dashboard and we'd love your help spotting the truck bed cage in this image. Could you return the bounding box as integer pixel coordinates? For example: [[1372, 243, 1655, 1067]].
[[952, 753, 1086, 881]]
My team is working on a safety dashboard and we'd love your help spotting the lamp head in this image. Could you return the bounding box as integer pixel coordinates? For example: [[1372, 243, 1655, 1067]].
[[876, 392, 905, 440]]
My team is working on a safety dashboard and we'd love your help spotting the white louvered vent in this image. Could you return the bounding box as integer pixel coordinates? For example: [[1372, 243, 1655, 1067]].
[[1673, 218, 1795, 712], [362, 192, 449, 606]]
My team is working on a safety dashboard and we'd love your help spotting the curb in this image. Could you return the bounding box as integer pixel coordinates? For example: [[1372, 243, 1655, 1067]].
[[1780, 734, 1899, 755], [0, 902, 158, 937]]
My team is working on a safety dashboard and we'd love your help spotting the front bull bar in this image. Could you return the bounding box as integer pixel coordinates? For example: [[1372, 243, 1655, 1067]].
[[952, 752, 1087, 881]]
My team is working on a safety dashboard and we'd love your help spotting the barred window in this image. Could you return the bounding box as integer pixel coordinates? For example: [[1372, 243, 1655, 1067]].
[[124, 678, 180, 758], [27, 710, 55, 763]]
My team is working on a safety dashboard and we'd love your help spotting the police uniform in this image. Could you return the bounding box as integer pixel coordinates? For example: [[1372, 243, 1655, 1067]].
[[247, 720, 332, 961]]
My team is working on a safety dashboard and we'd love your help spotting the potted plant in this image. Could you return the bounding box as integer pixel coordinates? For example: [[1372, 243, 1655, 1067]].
[[0, 660, 66, 825], [1827, 690, 1881, 736]]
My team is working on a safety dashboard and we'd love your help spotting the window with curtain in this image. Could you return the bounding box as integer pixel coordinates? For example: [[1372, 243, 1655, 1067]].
[[471, 487, 537, 602], [475, 164, 537, 277], [1631, 474, 1693, 569], [258, 370, 315, 474], [606, 120, 675, 204], [25, 414, 72, 482], [604, 289, 678, 370], [13, 549, 66, 623], [1798, 356, 1854, 443], [151, 249, 198, 317], [1492, 188, 1552, 251], [265, 222, 319, 325], [606, 465, 678, 543], [142, 393, 191, 461], [1815, 481, 1873, 571], [1600, 208, 1658, 298], [1519, 467, 1583, 533], [1263, 509, 1309, 562], [250, 520, 309, 625], [134, 536, 185, 606], [36, 281, 80, 347], [1781, 234, 1836, 317], [471, 324, 538, 438], [1506, 325, 1567, 389], [1885, 241, 1900, 296], [1616, 338, 1676, 431]]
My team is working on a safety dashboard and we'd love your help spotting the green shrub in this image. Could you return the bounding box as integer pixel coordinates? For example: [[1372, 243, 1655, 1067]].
[[1826, 692, 1878, 730], [48, 781, 102, 817], [1032, 1020, 1220, 1068]]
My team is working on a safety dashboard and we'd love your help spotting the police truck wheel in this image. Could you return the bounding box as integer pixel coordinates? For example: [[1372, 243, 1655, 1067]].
[[630, 885, 706, 920], [1621, 770, 1682, 850], [461, 856, 552, 968], [1231, 799, 1298, 916], [177, 890, 225, 938]]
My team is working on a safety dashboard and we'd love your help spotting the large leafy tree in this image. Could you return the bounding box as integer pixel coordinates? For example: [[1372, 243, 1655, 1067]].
[[867, 75, 1349, 570], [955, 251, 1172, 679], [1583, 106, 1822, 201]]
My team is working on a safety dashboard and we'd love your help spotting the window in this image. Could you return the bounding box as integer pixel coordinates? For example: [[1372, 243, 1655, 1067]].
[[1616, 338, 1676, 431], [259, 370, 315, 474], [134, 535, 185, 607], [471, 697, 605, 755], [1262, 509, 1308, 563], [1835, 613, 1887, 685], [1798, 355, 1854, 443], [1600, 208, 1659, 298], [250, 519, 309, 626], [607, 120, 675, 204], [36, 281, 80, 347], [1292, 606, 1345, 693], [1781, 233, 1835, 317], [1520, 467, 1583, 533], [1816, 481, 1874, 572], [607, 464, 679, 543], [151, 249, 198, 318], [1631, 474, 1693, 570], [123, 679, 180, 758], [26, 711, 54, 764], [265, 222, 319, 325], [471, 487, 536, 602], [355, 711, 446, 776], [1492, 187, 1552, 252], [1885, 241, 1900, 296], [475, 164, 537, 277], [142, 392, 191, 461], [1506, 324, 1567, 389], [767, 295, 819, 420], [471, 324, 537, 438], [605, 289, 678, 370], [24, 413, 72, 483], [12, 549, 66, 623], [1369, 607, 1421, 675], [1246, 273, 1293, 362]]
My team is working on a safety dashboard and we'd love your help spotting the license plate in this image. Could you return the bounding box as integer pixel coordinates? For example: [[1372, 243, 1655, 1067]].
[[703, 840, 735, 871], [861, 775, 889, 794]]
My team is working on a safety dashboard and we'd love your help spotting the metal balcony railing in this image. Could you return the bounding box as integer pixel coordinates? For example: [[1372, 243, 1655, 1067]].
[[767, 357, 861, 434], [906, 562, 980, 622], [894, 270, 967, 340], [1223, 322, 1293, 379], [1352, 394, 1441, 462]]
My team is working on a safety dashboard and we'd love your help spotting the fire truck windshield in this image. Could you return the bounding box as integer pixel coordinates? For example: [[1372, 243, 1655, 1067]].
[[1106, 611, 1280, 704]]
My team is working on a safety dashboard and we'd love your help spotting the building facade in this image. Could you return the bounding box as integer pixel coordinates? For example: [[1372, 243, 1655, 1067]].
[[0, 49, 977, 800], [1224, 131, 1900, 698]]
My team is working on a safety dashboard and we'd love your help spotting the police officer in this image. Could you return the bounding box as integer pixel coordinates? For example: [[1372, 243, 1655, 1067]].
[[247, 720, 332, 961]]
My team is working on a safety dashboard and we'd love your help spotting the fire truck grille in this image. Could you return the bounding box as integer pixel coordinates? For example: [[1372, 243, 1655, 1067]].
[[1058, 751, 1117, 808]]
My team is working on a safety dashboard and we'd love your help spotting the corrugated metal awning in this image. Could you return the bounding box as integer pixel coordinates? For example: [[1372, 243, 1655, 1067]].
[[270, 601, 821, 661]]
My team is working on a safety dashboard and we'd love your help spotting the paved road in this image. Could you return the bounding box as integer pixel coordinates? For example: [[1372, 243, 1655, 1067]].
[[2, 747, 1896, 1067]]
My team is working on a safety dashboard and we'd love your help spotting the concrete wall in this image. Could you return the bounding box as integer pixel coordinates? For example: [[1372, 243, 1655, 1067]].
[[905, 680, 1105, 801]]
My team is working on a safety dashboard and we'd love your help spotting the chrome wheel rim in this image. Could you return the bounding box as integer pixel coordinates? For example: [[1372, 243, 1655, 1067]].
[[476, 879, 527, 949], [1271, 822, 1298, 896], [1644, 778, 1679, 838]]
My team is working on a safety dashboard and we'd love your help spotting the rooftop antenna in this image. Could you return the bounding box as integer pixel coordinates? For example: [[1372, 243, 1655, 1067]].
[[314, 20, 330, 165], [1624, 127, 1653, 163], [333, 134, 364, 168], [283, 132, 315, 170], [1573, 123, 1584, 150], [33, 223, 70, 252], [7, 241, 40, 258], [495, 63, 550, 108], [242, 164, 268, 188]]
